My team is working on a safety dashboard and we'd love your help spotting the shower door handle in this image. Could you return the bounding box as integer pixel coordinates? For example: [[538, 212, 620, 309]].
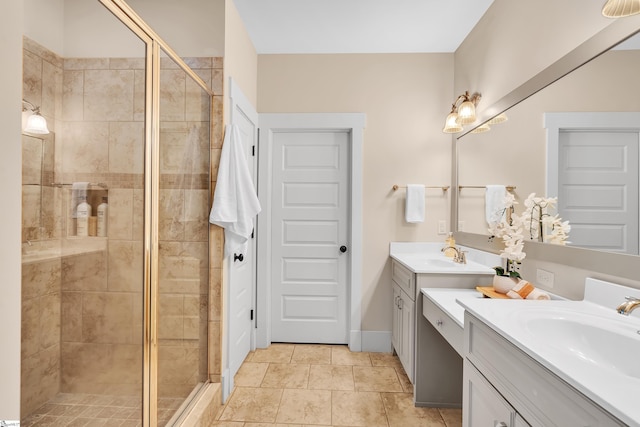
[[234, 253, 244, 262]]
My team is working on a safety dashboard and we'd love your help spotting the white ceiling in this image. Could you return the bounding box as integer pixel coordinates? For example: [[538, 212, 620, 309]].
[[233, 0, 496, 54]]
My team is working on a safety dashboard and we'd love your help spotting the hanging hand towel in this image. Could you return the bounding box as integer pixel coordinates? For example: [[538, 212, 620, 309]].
[[405, 184, 425, 223], [485, 185, 507, 225], [209, 124, 261, 258]]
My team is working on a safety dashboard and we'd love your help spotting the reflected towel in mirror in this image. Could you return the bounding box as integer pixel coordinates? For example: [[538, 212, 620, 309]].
[[485, 185, 507, 225]]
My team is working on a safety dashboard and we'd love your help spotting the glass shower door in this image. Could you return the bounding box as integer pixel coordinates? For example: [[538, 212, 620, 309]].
[[21, 0, 149, 425], [155, 50, 211, 425]]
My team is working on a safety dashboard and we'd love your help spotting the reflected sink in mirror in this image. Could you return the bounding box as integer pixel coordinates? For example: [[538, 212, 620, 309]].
[[513, 307, 640, 380]]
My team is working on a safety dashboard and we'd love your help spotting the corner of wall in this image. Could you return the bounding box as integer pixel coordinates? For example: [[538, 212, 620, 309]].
[[223, 0, 258, 126], [0, 1, 24, 420]]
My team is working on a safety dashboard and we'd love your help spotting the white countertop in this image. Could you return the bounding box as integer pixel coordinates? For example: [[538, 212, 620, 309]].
[[389, 242, 498, 275], [421, 288, 483, 327], [459, 278, 640, 426]]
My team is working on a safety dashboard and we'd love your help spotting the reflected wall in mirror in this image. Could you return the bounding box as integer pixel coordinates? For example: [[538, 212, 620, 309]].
[[458, 32, 640, 255], [22, 131, 58, 242]]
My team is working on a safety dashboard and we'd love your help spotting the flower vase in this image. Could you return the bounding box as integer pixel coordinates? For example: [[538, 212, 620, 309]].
[[493, 275, 519, 294]]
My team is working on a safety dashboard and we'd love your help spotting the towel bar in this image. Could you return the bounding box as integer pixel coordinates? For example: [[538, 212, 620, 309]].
[[392, 185, 449, 192], [51, 182, 109, 189], [459, 185, 516, 191]]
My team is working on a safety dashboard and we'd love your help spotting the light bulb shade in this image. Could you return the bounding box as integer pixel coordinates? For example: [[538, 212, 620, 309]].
[[442, 112, 463, 133], [602, 0, 640, 16], [488, 112, 508, 125], [456, 100, 476, 125], [471, 123, 491, 134], [24, 113, 50, 134]]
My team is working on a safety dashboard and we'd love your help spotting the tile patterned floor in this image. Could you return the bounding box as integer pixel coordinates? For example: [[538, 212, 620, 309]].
[[21, 393, 183, 426], [213, 344, 462, 427]]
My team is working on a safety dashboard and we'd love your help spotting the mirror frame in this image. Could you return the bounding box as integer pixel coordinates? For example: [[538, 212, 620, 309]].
[[452, 15, 640, 282]]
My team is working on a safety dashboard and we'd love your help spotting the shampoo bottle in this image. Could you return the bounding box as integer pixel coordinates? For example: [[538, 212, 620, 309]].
[[97, 196, 108, 237], [76, 196, 91, 237]]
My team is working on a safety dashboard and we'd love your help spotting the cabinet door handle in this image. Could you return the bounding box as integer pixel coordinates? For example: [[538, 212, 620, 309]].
[[494, 422, 508, 427], [398, 298, 404, 310]]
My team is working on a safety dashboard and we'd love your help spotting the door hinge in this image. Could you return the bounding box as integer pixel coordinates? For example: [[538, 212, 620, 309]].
[[250, 309, 254, 321], [252, 145, 255, 156], [251, 229, 254, 239]]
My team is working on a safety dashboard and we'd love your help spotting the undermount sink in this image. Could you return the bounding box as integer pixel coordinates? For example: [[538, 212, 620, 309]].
[[395, 253, 496, 274], [512, 307, 640, 379], [460, 278, 640, 425], [422, 258, 461, 268]]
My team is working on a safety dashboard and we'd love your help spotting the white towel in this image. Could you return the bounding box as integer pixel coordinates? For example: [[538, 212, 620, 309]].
[[485, 185, 507, 225], [71, 182, 89, 218], [209, 124, 261, 258], [405, 184, 425, 223]]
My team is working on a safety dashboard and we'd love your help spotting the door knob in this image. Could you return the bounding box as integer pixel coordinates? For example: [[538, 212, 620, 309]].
[[339, 245, 347, 253], [234, 253, 244, 262]]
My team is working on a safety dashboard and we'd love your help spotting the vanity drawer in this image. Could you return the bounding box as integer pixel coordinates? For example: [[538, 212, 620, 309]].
[[466, 315, 623, 427], [422, 295, 463, 356], [392, 260, 415, 298]]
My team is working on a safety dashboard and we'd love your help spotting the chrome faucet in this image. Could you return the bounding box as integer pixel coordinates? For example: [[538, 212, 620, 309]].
[[441, 246, 467, 264], [616, 296, 640, 315]]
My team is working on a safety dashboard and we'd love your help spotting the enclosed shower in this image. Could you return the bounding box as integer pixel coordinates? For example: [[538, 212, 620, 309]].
[[21, 1, 219, 425]]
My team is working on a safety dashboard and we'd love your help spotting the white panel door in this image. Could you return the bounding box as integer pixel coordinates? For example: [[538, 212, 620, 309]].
[[558, 130, 639, 254], [225, 79, 258, 399], [270, 130, 350, 343]]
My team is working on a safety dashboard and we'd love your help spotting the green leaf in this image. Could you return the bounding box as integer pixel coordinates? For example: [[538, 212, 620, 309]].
[[509, 271, 522, 279]]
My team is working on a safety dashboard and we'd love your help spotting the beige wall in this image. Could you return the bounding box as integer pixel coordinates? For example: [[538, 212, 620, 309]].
[[223, 0, 258, 123], [454, 0, 614, 111], [258, 54, 454, 332], [51, 0, 225, 59], [0, 0, 23, 419], [23, 0, 64, 55], [455, 2, 640, 299], [458, 49, 640, 235]]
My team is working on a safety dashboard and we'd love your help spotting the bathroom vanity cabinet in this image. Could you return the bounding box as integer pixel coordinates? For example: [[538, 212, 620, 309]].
[[391, 261, 416, 380], [390, 257, 495, 407], [463, 314, 623, 427], [464, 358, 530, 427]]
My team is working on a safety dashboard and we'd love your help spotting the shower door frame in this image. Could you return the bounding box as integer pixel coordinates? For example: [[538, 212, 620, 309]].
[[98, 1, 215, 426]]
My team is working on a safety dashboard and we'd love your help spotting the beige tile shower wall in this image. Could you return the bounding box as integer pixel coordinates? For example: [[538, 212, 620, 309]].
[[21, 38, 64, 418], [59, 55, 145, 396], [21, 258, 62, 418], [208, 57, 224, 384], [22, 38, 63, 243], [57, 55, 222, 398]]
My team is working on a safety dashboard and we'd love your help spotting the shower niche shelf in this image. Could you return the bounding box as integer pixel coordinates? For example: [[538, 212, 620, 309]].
[[56, 183, 109, 238]]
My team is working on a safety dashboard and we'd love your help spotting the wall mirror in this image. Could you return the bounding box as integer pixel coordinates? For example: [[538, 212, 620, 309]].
[[457, 28, 640, 257], [22, 131, 57, 243]]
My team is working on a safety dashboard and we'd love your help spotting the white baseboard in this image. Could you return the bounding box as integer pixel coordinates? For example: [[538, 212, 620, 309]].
[[361, 331, 393, 353], [221, 369, 232, 403], [349, 330, 362, 352]]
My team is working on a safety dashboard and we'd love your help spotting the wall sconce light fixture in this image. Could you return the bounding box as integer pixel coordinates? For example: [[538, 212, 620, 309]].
[[442, 91, 481, 133], [602, 0, 640, 17], [22, 99, 50, 134]]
